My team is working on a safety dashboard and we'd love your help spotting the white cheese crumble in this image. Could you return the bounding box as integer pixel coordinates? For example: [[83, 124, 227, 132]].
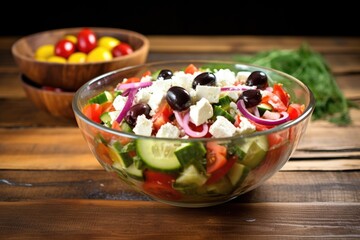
[[236, 71, 251, 84], [133, 114, 153, 136], [236, 116, 256, 135], [214, 69, 236, 87], [195, 85, 221, 103], [209, 116, 237, 138], [156, 122, 180, 138], [189, 98, 213, 126], [112, 95, 128, 111]]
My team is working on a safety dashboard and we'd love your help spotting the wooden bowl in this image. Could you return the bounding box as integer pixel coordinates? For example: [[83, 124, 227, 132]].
[[21, 74, 75, 119], [12, 27, 150, 91]]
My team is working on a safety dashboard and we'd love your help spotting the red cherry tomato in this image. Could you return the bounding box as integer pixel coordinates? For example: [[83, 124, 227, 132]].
[[111, 43, 133, 57], [54, 39, 76, 59], [77, 28, 97, 54]]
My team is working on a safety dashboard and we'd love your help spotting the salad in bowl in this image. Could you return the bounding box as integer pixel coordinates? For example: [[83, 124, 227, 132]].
[[73, 60, 315, 207]]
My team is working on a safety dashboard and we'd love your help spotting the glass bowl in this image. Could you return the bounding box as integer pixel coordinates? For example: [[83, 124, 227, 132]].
[[72, 60, 315, 207]]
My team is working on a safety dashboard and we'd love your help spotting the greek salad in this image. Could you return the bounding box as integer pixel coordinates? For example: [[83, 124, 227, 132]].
[[82, 63, 305, 202]]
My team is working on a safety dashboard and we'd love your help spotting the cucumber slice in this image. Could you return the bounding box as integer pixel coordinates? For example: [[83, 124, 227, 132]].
[[100, 112, 112, 126], [174, 142, 206, 167], [109, 141, 133, 168], [206, 177, 233, 195], [136, 139, 181, 171], [257, 103, 273, 116], [175, 165, 208, 187], [217, 95, 232, 111], [239, 135, 269, 169], [89, 90, 113, 104], [125, 164, 144, 181], [227, 163, 249, 186], [213, 105, 235, 123]]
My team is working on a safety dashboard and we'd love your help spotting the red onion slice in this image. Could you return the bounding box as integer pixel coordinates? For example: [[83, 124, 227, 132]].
[[116, 81, 152, 91], [115, 88, 137, 123], [182, 112, 208, 138], [221, 86, 256, 91], [237, 99, 289, 126], [174, 111, 184, 128]]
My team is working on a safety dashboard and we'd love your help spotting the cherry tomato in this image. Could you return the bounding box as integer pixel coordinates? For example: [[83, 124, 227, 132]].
[[112, 43, 133, 57], [68, 52, 87, 63], [64, 34, 77, 44], [47, 56, 67, 63], [35, 44, 54, 61], [55, 39, 76, 59], [77, 28, 97, 54], [98, 36, 120, 51], [86, 47, 113, 62]]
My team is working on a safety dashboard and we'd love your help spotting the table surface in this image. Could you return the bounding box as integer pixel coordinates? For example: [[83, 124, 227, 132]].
[[0, 35, 359, 239]]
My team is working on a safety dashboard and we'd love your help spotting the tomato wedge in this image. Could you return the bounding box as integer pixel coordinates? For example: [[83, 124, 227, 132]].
[[184, 64, 198, 74], [83, 103, 102, 123], [123, 77, 141, 84], [272, 83, 290, 107], [261, 92, 287, 112], [152, 100, 173, 132], [143, 170, 182, 201], [287, 103, 305, 120], [206, 155, 237, 185], [206, 142, 227, 174]]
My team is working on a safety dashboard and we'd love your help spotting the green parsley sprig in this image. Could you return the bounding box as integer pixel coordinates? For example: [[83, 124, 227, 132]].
[[234, 43, 356, 125]]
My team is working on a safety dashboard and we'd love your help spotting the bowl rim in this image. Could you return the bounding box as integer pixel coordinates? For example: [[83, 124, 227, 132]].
[[72, 60, 316, 142], [11, 27, 150, 66]]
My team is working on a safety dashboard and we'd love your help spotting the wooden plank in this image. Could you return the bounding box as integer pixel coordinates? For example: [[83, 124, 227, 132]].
[[0, 200, 359, 239], [148, 36, 360, 53], [1, 171, 359, 202]]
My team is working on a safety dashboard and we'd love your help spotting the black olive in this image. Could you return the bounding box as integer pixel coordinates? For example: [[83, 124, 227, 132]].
[[192, 72, 216, 89], [124, 103, 151, 127], [157, 69, 173, 80], [245, 71, 268, 90], [239, 89, 262, 108], [166, 86, 191, 111]]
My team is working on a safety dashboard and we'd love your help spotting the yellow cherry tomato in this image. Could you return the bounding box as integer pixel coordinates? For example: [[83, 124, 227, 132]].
[[68, 52, 87, 63], [86, 47, 113, 62], [47, 56, 67, 63], [97, 36, 120, 51], [64, 35, 77, 44], [35, 44, 54, 60]]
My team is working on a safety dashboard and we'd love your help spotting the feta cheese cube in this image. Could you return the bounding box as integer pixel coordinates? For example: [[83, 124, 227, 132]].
[[112, 95, 128, 111], [148, 93, 164, 116], [108, 110, 120, 123], [214, 69, 236, 87], [195, 85, 221, 103], [236, 71, 251, 84], [156, 122, 180, 138], [133, 114, 153, 136], [140, 75, 153, 82], [171, 71, 194, 92], [236, 116, 256, 135], [209, 116, 237, 138], [135, 87, 151, 104], [189, 98, 213, 126]]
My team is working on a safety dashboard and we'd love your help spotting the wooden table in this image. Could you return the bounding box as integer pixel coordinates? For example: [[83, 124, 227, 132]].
[[1, 36, 359, 239]]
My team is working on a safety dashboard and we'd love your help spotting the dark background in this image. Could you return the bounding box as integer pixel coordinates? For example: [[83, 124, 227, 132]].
[[1, 2, 358, 36]]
